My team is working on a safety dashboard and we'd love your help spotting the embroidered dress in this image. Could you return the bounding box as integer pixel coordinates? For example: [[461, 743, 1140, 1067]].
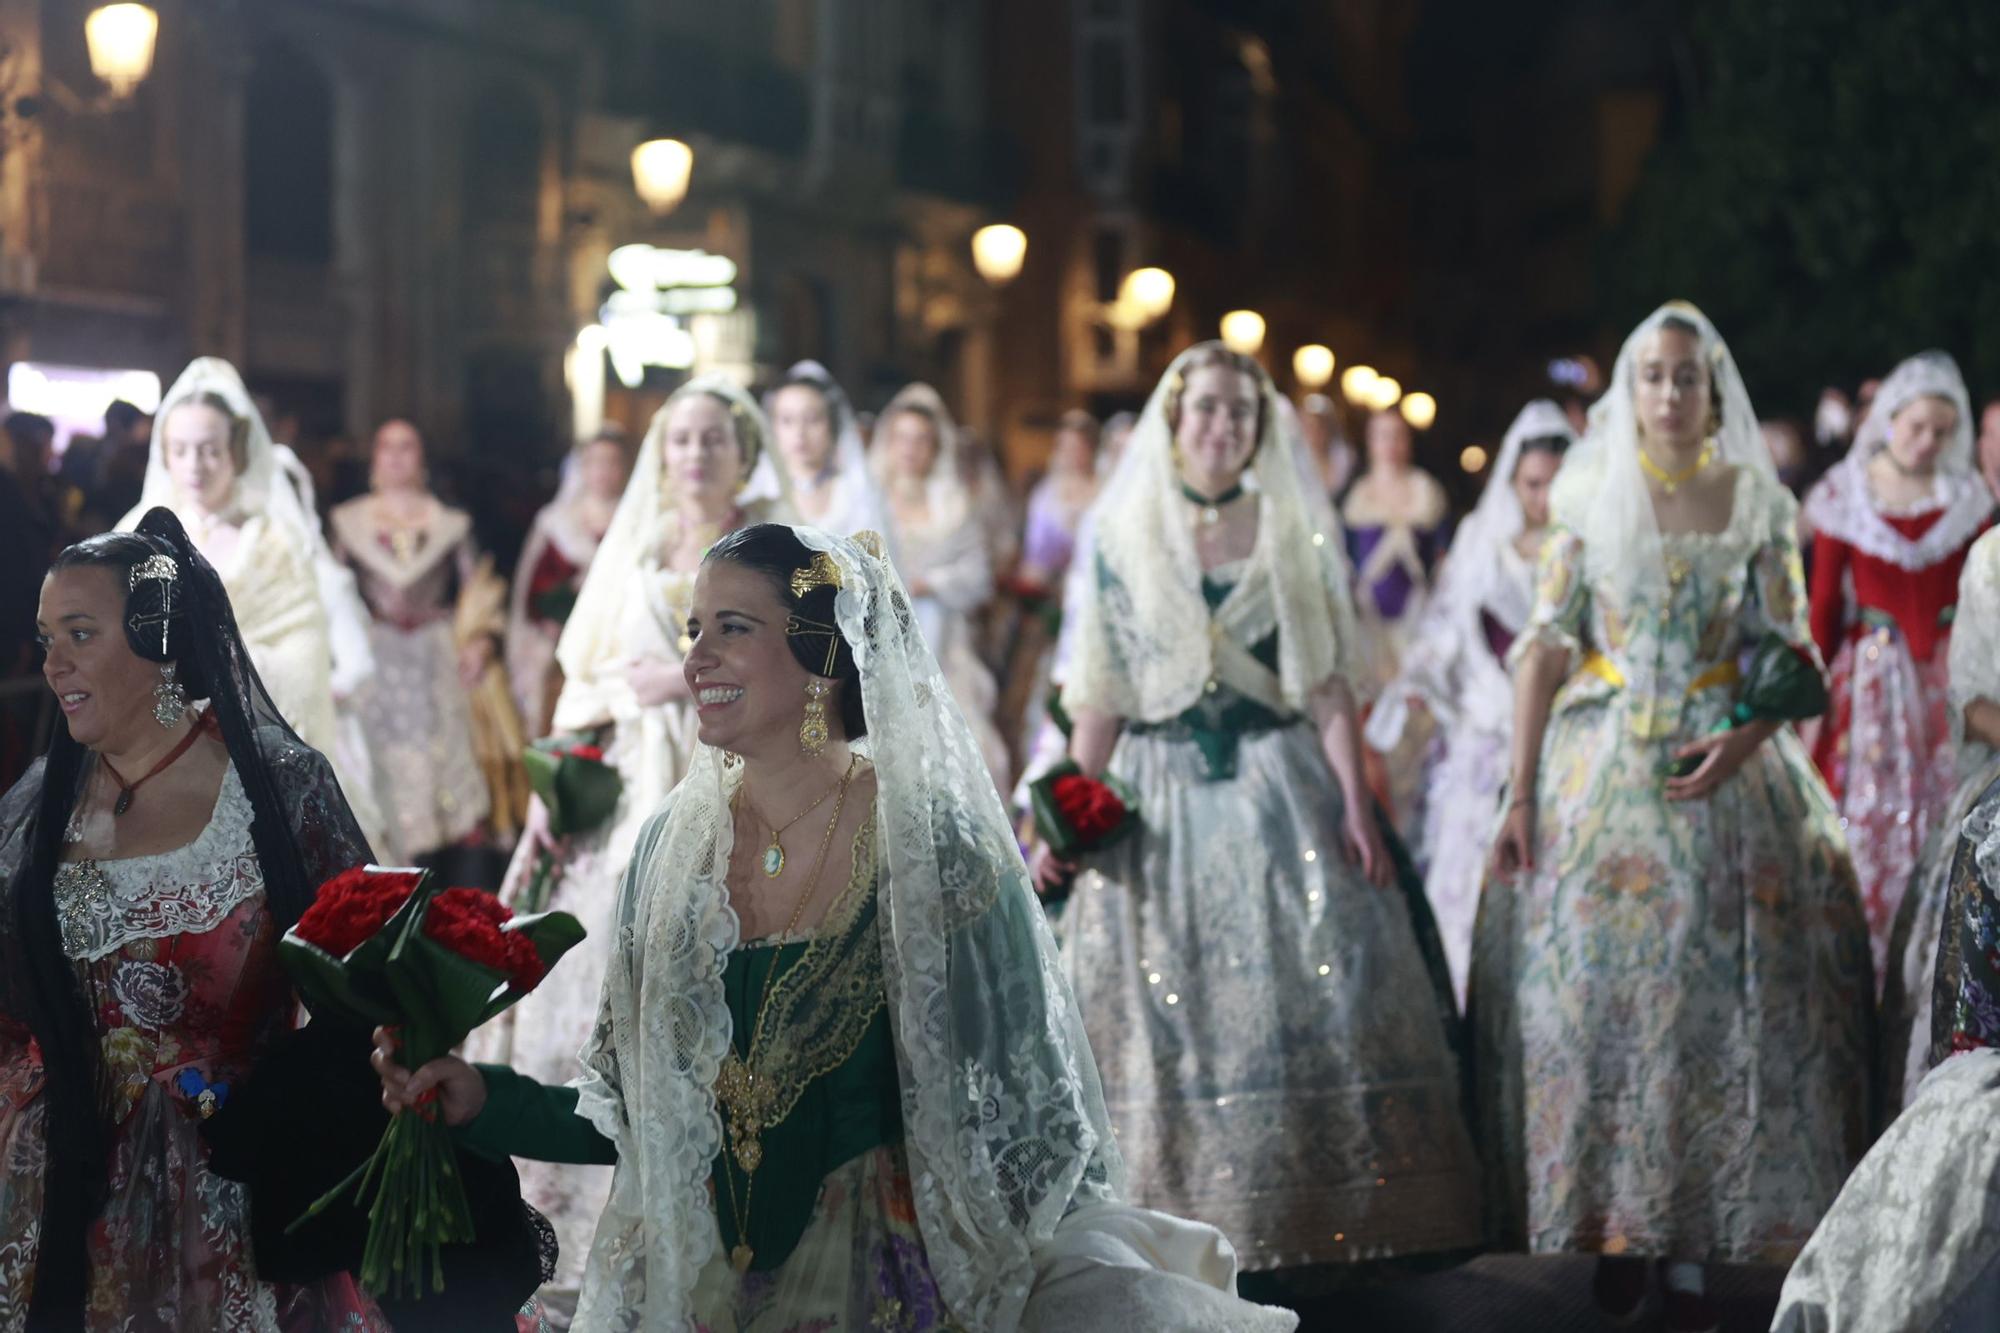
[[1470, 460, 1875, 1264], [1063, 553, 1481, 1270], [0, 765, 387, 1332], [1802, 350, 1994, 985], [1881, 525, 2000, 1111], [1805, 472, 1988, 983], [330, 495, 490, 858]]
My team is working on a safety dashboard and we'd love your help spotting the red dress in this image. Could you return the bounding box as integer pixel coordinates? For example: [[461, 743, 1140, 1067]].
[[0, 766, 388, 1331], [1809, 504, 1984, 984]]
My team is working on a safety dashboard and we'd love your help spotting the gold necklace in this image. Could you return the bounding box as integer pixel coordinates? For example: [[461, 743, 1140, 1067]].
[[742, 760, 852, 878], [715, 755, 860, 1273], [1638, 440, 1716, 495]]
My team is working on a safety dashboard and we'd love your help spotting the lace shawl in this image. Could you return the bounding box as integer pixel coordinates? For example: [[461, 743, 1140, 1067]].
[[1065, 345, 1360, 724], [569, 530, 1127, 1332]]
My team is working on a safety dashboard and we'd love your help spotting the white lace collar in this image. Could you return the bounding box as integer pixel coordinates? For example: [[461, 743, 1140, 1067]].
[[55, 765, 263, 962], [1803, 453, 1993, 571]]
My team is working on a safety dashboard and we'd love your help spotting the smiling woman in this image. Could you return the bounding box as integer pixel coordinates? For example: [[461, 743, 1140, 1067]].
[[466, 375, 792, 1307], [373, 523, 1297, 1332]]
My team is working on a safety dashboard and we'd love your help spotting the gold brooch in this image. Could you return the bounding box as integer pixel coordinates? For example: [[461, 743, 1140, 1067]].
[[789, 551, 843, 600]]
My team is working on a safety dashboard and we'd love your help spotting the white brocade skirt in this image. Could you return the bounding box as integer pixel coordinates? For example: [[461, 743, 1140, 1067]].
[[1060, 721, 1483, 1271], [1773, 1048, 2000, 1333]]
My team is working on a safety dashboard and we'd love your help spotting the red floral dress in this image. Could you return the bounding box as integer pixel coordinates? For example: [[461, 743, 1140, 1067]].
[[1810, 508, 1981, 984], [0, 766, 387, 1331]]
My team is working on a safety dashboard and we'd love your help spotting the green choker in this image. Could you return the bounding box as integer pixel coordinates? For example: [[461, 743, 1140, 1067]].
[[1180, 481, 1246, 526]]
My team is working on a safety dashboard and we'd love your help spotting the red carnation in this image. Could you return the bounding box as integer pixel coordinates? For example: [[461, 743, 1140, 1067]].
[[295, 868, 425, 959], [423, 888, 548, 991], [1051, 773, 1128, 842], [568, 744, 605, 763]]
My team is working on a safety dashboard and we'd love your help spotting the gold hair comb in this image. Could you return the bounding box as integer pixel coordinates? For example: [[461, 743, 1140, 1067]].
[[851, 531, 888, 562], [789, 551, 843, 600]]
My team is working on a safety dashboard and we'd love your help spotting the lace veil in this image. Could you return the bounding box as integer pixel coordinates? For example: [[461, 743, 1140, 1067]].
[[871, 382, 972, 531], [555, 376, 788, 729], [755, 359, 890, 539], [569, 526, 1136, 1330], [1365, 399, 1574, 748], [1064, 341, 1360, 723], [121, 357, 376, 696], [1801, 350, 1991, 569], [1554, 302, 1771, 608]]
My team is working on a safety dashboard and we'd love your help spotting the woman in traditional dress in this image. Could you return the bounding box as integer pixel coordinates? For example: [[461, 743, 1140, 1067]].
[[116, 358, 391, 856], [0, 512, 393, 1330], [472, 377, 787, 1315], [764, 359, 888, 538], [374, 523, 1295, 1333], [1881, 518, 2000, 1112], [329, 420, 492, 859], [1772, 774, 2000, 1331], [1803, 351, 1993, 983], [874, 384, 1010, 789], [1342, 407, 1453, 841], [1365, 399, 1574, 1002], [1005, 410, 1100, 759], [1042, 341, 1481, 1281], [506, 426, 629, 739], [1476, 302, 1874, 1331]]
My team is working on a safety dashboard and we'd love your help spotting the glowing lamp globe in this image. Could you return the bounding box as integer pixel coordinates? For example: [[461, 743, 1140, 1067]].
[[1400, 392, 1437, 430], [1120, 267, 1176, 323], [971, 225, 1028, 287], [1339, 365, 1379, 406], [1292, 344, 1336, 389], [85, 4, 158, 99], [631, 139, 694, 215], [1219, 310, 1267, 356]]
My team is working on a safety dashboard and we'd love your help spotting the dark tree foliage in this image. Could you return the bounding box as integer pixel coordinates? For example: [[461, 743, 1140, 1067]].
[[1605, 0, 2000, 414]]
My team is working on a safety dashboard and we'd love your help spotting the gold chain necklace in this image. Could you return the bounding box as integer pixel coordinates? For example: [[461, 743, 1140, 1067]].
[[1638, 440, 1716, 495], [715, 754, 859, 1273], [741, 761, 852, 879]]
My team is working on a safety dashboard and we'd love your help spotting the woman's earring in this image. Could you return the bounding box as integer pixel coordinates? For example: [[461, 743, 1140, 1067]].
[[800, 678, 831, 757], [154, 663, 187, 728]]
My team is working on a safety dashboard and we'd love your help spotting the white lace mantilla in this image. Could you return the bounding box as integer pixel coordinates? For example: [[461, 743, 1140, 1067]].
[[54, 766, 262, 962]]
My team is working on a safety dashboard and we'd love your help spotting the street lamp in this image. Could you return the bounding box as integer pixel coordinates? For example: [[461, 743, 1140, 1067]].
[[1460, 444, 1489, 473], [1292, 344, 1335, 389], [85, 4, 158, 99], [1114, 267, 1175, 327], [1368, 375, 1403, 411], [1400, 391, 1437, 430], [631, 138, 694, 215], [971, 224, 1027, 287], [1219, 310, 1266, 356], [1339, 365, 1379, 407]]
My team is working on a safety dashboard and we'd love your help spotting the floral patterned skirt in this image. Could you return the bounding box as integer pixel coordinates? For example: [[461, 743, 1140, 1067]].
[[1882, 750, 2000, 1116], [1062, 722, 1483, 1272], [1472, 704, 1875, 1264], [690, 1146, 963, 1333], [354, 619, 488, 858], [1812, 626, 1956, 988], [0, 1081, 387, 1332]]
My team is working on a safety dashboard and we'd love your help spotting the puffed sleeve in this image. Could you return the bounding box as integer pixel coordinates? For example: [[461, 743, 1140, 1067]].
[[1506, 525, 1589, 668]]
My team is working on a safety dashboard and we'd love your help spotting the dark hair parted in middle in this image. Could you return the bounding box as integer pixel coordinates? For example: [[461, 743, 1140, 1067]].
[[703, 523, 867, 741]]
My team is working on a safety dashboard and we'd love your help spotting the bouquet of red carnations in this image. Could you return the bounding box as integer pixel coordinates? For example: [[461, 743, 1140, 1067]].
[[280, 866, 584, 1300], [1029, 760, 1141, 860], [518, 734, 623, 913]]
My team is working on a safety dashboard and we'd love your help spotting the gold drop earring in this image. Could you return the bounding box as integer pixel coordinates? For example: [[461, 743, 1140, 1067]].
[[800, 678, 831, 757]]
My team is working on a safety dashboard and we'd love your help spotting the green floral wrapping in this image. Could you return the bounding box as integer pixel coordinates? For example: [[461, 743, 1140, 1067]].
[[1728, 631, 1830, 727], [520, 735, 624, 913]]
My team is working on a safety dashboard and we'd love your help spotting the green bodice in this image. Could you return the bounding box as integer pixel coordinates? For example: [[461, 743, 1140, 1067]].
[[1127, 571, 1287, 779]]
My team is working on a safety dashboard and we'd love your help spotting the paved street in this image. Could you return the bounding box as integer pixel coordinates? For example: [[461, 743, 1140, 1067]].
[[1287, 1255, 1785, 1332]]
